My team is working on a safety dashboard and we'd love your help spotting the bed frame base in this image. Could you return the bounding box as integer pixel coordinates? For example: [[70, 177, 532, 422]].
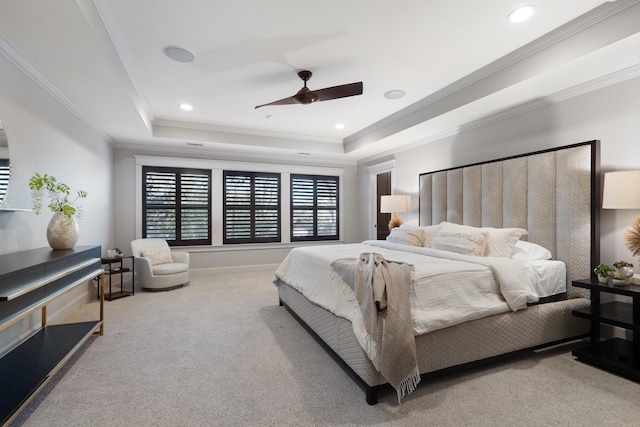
[[280, 299, 381, 404], [277, 281, 591, 404], [281, 296, 588, 405]]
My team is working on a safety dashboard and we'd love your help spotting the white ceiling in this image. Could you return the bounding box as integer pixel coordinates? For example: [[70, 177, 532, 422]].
[[0, 0, 639, 163]]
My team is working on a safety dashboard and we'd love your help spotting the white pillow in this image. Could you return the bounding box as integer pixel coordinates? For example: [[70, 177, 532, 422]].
[[510, 240, 552, 261], [439, 222, 527, 257], [431, 229, 489, 257], [141, 247, 174, 265], [386, 227, 425, 247]]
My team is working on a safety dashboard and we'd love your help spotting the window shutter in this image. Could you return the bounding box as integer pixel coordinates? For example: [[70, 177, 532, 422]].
[[180, 173, 210, 240], [143, 167, 211, 245], [291, 175, 339, 241], [224, 171, 280, 243]]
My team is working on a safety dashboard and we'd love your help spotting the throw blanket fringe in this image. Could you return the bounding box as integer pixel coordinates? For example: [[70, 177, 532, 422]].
[[331, 253, 420, 403]]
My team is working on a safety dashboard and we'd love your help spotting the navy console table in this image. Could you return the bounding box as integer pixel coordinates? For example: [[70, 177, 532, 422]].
[[0, 246, 104, 426]]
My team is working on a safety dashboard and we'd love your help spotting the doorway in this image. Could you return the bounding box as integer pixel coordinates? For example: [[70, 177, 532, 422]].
[[376, 171, 391, 240]]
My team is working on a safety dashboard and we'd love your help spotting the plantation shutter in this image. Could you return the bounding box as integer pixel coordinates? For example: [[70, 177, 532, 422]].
[[143, 167, 211, 245], [224, 171, 280, 243], [291, 174, 339, 241]]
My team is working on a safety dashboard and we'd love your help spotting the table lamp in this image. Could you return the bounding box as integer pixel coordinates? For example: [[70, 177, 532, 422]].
[[602, 170, 640, 283], [380, 195, 411, 230]]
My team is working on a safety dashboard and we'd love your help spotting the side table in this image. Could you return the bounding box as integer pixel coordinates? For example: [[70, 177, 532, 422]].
[[100, 255, 135, 301], [571, 277, 640, 382]]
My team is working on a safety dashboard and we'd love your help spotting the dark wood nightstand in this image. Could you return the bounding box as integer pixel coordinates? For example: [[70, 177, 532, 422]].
[[571, 277, 640, 382]]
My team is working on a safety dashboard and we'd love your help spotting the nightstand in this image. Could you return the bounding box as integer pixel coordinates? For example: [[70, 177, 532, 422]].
[[571, 278, 640, 382], [100, 256, 135, 301]]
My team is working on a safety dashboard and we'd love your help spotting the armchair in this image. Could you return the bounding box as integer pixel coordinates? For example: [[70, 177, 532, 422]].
[[130, 238, 190, 291]]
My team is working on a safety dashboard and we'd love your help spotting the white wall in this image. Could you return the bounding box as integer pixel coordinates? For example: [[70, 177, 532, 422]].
[[358, 75, 640, 267], [0, 53, 113, 352]]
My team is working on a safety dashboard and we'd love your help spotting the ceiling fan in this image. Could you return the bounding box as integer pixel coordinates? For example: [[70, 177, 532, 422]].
[[255, 70, 363, 109]]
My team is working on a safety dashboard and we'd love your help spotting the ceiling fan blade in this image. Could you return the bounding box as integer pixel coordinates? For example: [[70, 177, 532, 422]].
[[312, 82, 363, 102], [255, 96, 297, 109]]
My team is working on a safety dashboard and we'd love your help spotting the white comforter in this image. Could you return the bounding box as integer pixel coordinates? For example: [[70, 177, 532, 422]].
[[274, 240, 539, 335]]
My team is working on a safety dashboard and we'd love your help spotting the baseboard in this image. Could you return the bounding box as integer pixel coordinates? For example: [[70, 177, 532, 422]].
[[190, 264, 279, 276]]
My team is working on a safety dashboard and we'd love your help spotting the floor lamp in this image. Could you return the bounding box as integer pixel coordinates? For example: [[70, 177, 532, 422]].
[[602, 170, 640, 284], [380, 195, 411, 230]]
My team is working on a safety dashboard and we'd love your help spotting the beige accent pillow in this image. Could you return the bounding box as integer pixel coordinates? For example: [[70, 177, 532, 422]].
[[440, 222, 528, 257], [386, 227, 425, 247], [399, 224, 442, 247], [141, 247, 174, 265], [431, 229, 489, 257]]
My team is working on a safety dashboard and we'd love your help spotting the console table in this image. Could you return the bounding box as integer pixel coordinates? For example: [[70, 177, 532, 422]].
[[571, 277, 640, 382], [0, 246, 104, 426]]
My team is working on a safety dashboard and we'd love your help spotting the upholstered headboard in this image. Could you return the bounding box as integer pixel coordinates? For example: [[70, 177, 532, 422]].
[[419, 141, 600, 298]]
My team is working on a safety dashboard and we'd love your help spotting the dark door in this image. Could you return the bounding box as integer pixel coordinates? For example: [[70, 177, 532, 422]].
[[376, 171, 391, 240]]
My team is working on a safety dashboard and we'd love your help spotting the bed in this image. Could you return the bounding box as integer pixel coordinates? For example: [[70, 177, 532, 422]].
[[274, 140, 601, 404]]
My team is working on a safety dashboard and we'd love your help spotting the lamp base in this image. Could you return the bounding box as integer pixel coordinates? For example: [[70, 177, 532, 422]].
[[388, 213, 403, 230]]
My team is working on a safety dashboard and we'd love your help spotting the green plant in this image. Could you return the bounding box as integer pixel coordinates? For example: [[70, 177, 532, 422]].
[[113, 247, 122, 254], [593, 264, 615, 277], [28, 173, 87, 225]]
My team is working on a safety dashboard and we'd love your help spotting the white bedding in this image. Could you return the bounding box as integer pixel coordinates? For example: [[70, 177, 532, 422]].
[[523, 260, 566, 297], [274, 240, 543, 336]]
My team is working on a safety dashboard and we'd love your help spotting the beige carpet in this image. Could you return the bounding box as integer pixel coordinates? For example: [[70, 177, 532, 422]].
[[11, 269, 640, 426]]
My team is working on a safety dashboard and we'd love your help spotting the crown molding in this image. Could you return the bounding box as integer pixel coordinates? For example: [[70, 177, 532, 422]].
[[357, 63, 640, 165], [0, 35, 111, 142], [345, 0, 640, 153]]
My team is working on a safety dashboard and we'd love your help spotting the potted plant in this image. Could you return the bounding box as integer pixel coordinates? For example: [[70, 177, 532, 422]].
[[28, 173, 87, 249], [593, 264, 615, 283], [613, 260, 634, 284], [29, 173, 87, 224]]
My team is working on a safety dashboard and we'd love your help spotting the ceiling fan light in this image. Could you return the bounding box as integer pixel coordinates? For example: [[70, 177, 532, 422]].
[[294, 88, 318, 104]]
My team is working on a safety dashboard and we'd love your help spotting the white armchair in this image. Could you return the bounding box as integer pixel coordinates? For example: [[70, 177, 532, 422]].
[[130, 238, 190, 291]]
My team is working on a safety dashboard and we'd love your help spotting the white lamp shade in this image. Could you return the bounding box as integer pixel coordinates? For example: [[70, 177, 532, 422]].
[[380, 195, 411, 213], [602, 171, 640, 209]]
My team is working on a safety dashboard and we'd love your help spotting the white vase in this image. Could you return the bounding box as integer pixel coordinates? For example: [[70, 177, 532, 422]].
[[47, 211, 79, 250]]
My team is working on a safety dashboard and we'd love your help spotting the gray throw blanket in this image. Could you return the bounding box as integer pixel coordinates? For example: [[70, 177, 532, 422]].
[[331, 252, 419, 402]]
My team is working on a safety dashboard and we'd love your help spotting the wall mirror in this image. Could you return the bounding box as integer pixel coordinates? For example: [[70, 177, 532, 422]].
[[0, 119, 10, 208]]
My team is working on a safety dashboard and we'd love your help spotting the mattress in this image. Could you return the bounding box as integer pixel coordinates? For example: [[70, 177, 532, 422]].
[[523, 260, 566, 298]]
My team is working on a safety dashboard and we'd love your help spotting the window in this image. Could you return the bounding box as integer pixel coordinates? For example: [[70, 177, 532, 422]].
[[143, 166, 211, 246], [223, 171, 280, 244], [291, 174, 339, 241]]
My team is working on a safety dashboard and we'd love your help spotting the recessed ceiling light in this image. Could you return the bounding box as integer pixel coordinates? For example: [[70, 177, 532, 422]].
[[507, 5, 535, 22], [335, 123, 345, 130], [179, 103, 193, 111], [266, 115, 274, 120], [164, 46, 195, 63], [384, 90, 405, 99]]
